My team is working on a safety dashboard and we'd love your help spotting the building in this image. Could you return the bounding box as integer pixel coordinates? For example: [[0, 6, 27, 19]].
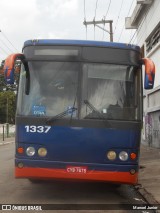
[[125, 0, 160, 148]]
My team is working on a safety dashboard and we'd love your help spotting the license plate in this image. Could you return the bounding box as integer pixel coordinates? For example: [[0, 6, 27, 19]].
[[66, 166, 88, 174]]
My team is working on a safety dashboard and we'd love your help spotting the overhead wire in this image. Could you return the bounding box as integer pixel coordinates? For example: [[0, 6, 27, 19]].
[[0, 45, 9, 55], [102, 0, 111, 40], [117, 0, 135, 42], [0, 30, 19, 52], [94, 0, 99, 40], [84, 0, 86, 20], [94, 0, 99, 20], [114, 0, 124, 34], [84, 0, 134, 42], [0, 38, 14, 54], [84, 0, 88, 40], [104, 0, 111, 18], [130, 8, 149, 44], [129, 29, 137, 44]]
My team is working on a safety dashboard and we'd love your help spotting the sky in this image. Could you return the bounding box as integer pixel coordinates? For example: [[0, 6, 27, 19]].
[[0, 0, 137, 62]]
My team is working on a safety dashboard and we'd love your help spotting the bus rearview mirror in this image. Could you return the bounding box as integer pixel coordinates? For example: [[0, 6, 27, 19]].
[[4, 53, 24, 84], [142, 58, 155, 90]]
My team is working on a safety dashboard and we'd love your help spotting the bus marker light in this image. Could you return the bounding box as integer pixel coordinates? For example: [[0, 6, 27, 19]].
[[26, 147, 36, 156], [17, 147, 24, 154], [107, 151, 116, 160], [119, 151, 128, 161], [38, 148, 47, 157], [18, 162, 24, 168], [130, 153, 137, 160], [130, 169, 136, 175]]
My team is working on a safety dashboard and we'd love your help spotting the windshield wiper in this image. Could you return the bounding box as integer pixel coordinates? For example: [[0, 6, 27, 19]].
[[84, 100, 106, 120], [46, 107, 77, 124], [84, 100, 110, 127]]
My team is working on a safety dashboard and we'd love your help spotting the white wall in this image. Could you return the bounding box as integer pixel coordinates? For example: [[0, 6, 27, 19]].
[[134, 0, 160, 147], [135, 0, 160, 89], [137, 0, 160, 47]]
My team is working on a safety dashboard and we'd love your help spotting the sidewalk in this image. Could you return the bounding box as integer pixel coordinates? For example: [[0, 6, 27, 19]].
[[0, 137, 15, 145], [138, 144, 160, 204]]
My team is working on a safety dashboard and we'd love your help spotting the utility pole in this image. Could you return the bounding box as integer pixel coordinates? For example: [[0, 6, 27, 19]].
[[83, 19, 113, 42]]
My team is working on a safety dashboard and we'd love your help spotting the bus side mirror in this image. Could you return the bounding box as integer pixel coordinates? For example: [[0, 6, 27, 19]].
[[4, 53, 24, 84], [142, 58, 155, 90]]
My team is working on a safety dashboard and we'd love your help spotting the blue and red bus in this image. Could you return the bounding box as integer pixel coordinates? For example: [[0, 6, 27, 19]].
[[4, 39, 155, 184]]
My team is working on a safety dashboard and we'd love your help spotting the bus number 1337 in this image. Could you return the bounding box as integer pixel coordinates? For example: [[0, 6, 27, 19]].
[[25, 126, 51, 133]]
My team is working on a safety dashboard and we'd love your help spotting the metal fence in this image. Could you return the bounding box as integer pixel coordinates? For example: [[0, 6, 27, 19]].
[[0, 123, 15, 141]]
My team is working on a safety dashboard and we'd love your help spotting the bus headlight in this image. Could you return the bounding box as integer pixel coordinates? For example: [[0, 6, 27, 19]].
[[107, 151, 116, 160], [119, 151, 128, 161], [26, 147, 36, 157], [38, 148, 47, 157]]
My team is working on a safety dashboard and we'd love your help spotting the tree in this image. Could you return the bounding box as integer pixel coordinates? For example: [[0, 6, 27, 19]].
[[0, 60, 20, 92], [0, 60, 19, 124], [0, 73, 6, 91], [0, 91, 16, 124]]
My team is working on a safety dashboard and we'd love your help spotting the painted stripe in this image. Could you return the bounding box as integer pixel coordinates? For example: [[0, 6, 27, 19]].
[[15, 167, 138, 184]]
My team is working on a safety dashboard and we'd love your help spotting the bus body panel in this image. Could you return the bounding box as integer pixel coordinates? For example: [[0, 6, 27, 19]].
[[15, 167, 138, 185], [15, 124, 140, 184], [12, 39, 144, 185], [16, 124, 140, 164]]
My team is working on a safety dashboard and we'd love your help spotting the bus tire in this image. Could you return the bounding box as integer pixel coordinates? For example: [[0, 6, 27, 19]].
[[28, 179, 44, 184]]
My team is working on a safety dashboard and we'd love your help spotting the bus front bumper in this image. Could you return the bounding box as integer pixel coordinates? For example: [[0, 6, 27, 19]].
[[15, 160, 138, 185]]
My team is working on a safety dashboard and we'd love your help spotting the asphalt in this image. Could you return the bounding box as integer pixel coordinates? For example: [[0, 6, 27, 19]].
[[0, 137, 160, 205]]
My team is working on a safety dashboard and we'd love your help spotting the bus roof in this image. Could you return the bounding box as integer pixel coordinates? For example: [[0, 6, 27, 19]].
[[23, 39, 140, 52]]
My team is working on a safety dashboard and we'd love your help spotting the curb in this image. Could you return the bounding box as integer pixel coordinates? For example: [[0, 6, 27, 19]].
[[0, 141, 14, 146], [135, 184, 160, 213], [135, 184, 160, 205]]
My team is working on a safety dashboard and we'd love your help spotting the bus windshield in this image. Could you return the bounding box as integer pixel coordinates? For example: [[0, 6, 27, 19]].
[[17, 61, 79, 117], [17, 61, 140, 121], [82, 63, 140, 121]]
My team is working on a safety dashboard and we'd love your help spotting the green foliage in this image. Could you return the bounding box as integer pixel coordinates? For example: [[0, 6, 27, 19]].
[[0, 91, 16, 124], [0, 60, 18, 124], [0, 74, 6, 91], [0, 73, 18, 92]]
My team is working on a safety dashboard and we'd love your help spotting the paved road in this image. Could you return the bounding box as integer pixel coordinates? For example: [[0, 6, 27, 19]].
[[0, 143, 155, 213]]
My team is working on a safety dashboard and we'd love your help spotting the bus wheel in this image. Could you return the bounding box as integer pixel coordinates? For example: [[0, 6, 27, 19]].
[[28, 179, 44, 184], [112, 183, 121, 188]]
